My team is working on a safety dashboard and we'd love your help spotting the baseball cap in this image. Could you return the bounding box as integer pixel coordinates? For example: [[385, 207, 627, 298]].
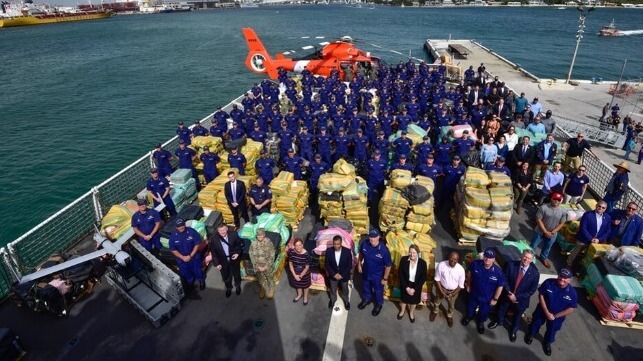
[[427, 154, 434, 159], [373, 149, 382, 155], [175, 218, 186, 227], [150, 167, 159, 173], [551, 192, 563, 201], [559, 268, 573, 279], [194, 120, 200, 125], [483, 248, 496, 259], [155, 143, 162, 148], [314, 154, 321, 159], [401, 131, 408, 135], [178, 121, 184, 125], [203, 146, 209, 151], [369, 229, 380, 238], [320, 127, 327, 131], [357, 129, 363, 133], [179, 140, 186, 145], [137, 198, 147, 206], [288, 148, 294, 153], [453, 155, 461, 160], [423, 136, 429, 140], [260, 149, 266, 154], [497, 156, 505, 162], [399, 154, 407, 160]]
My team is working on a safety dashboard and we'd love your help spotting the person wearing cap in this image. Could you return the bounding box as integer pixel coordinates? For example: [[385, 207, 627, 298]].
[[396, 107, 413, 132], [169, 218, 206, 293], [415, 154, 443, 182], [390, 154, 414, 172], [533, 134, 558, 181], [366, 149, 388, 203], [430, 252, 465, 327], [200, 146, 220, 184], [296, 126, 315, 162], [152, 143, 174, 178], [209, 223, 244, 298], [372, 131, 391, 158], [192, 121, 209, 137], [176, 121, 192, 145], [225, 171, 250, 229], [282, 149, 305, 180], [562, 133, 596, 173], [228, 147, 247, 176], [485, 156, 511, 177], [461, 248, 506, 334], [325, 235, 353, 311], [525, 268, 577, 356], [603, 161, 630, 213], [309, 154, 330, 191], [480, 135, 499, 168], [332, 128, 350, 163], [246, 122, 265, 145], [393, 131, 413, 161], [147, 168, 177, 217], [357, 229, 392, 317], [255, 149, 276, 185], [609, 202, 643, 247], [213, 106, 230, 130], [442, 155, 466, 203], [414, 136, 433, 164], [488, 250, 539, 342], [434, 136, 454, 168], [352, 129, 370, 162], [228, 122, 246, 141], [278, 123, 295, 160], [530, 192, 567, 269], [248, 229, 276, 300], [175, 140, 200, 187], [249, 177, 272, 217], [131, 199, 162, 253], [316, 127, 333, 164]]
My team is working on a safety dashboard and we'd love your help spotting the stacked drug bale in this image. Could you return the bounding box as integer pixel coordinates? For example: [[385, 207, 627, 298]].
[[270, 171, 309, 229], [454, 167, 513, 243], [385, 230, 436, 302], [403, 176, 435, 234], [329, 159, 369, 236], [379, 187, 409, 232], [170, 169, 198, 212], [317, 171, 355, 221]]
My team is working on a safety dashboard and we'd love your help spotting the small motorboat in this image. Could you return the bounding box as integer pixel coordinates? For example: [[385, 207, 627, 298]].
[[598, 19, 621, 36]]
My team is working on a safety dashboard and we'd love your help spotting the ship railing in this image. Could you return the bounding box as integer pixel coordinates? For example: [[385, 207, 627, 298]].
[[0, 93, 246, 301]]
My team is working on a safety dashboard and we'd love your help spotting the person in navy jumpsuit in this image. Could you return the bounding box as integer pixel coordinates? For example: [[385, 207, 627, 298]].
[[316, 127, 333, 165], [333, 127, 350, 162], [255, 149, 276, 185], [442, 155, 466, 203], [435, 137, 454, 168], [372, 131, 390, 158], [248, 177, 272, 216], [169, 218, 206, 292], [131, 198, 162, 252], [152, 143, 173, 178], [525, 268, 577, 356], [146, 168, 177, 216], [357, 229, 392, 317], [353, 129, 370, 162], [200, 146, 220, 184], [192, 121, 209, 137], [390, 154, 414, 172], [248, 123, 267, 145], [278, 123, 295, 160], [462, 248, 506, 334], [175, 140, 199, 186], [366, 149, 387, 203], [176, 121, 192, 145], [228, 147, 247, 175], [228, 122, 246, 140], [393, 131, 413, 161], [414, 136, 433, 165], [297, 126, 315, 162], [282, 149, 304, 180], [309, 154, 330, 191]]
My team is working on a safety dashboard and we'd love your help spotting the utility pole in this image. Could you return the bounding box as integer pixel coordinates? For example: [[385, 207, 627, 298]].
[[565, 6, 594, 84]]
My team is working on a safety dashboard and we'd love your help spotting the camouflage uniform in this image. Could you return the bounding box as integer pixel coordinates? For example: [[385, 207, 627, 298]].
[[249, 237, 276, 298]]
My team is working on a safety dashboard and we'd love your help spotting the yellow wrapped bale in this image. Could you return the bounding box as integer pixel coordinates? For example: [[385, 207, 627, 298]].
[[379, 214, 405, 232], [197, 188, 218, 210], [390, 169, 413, 190], [332, 158, 356, 177], [100, 205, 134, 240], [318, 173, 355, 193], [414, 233, 437, 254], [489, 187, 513, 211], [464, 167, 490, 188], [485, 219, 510, 229], [380, 187, 410, 208], [464, 187, 491, 208], [411, 201, 434, 216], [413, 176, 435, 194], [405, 221, 432, 233], [487, 171, 512, 187]]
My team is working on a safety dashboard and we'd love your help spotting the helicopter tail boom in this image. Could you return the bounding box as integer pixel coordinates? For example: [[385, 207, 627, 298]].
[[242, 28, 278, 79]]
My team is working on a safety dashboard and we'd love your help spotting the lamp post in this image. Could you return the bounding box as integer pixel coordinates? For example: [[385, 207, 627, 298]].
[[565, 6, 595, 84]]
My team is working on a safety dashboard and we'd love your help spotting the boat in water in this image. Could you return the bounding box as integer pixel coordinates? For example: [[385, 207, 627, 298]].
[[0, 2, 112, 28], [598, 19, 620, 36]]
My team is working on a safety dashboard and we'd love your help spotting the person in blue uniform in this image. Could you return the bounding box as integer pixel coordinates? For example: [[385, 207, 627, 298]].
[[372, 131, 390, 157], [415, 153, 442, 180], [146, 167, 177, 216], [169, 218, 206, 292], [176, 121, 192, 145], [525, 268, 578, 357], [366, 149, 388, 203], [175, 140, 199, 185], [192, 121, 208, 137], [485, 156, 512, 177], [393, 131, 413, 160], [282, 149, 305, 180], [131, 198, 162, 253], [453, 130, 475, 158], [333, 127, 350, 162], [297, 126, 315, 162], [152, 143, 173, 178], [357, 229, 392, 317], [248, 123, 267, 145], [462, 248, 506, 334], [414, 136, 433, 164], [228, 147, 247, 175], [390, 154, 414, 172], [442, 155, 466, 203], [249, 177, 272, 216], [228, 122, 246, 140], [200, 146, 220, 184], [255, 149, 276, 185], [395, 108, 412, 131], [603, 162, 630, 213], [352, 129, 370, 162], [315, 127, 333, 165], [278, 123, 295, 160], [309, 154, 330, 191], [434, 137, 454, 168], [488, 250, 540, 342]]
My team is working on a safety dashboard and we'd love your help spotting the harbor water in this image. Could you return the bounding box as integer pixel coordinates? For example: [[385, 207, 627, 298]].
[[0, 6, 642, 245]]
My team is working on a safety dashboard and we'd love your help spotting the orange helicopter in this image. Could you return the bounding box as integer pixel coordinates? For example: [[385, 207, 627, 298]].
[[242, 27, 383, 80]]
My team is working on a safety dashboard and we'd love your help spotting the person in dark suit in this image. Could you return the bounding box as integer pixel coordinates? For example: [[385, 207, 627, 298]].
[[567, 200, 611, 269], [397, 245, 428, 323], [224, 171, 250, 229], [488, 250, 540, 342], [209, 223, 244, 298], [609, 202, 643, 247], [467, 85, 483, 106], [325, 235, 353, 311], [510, 136, 534, 170]]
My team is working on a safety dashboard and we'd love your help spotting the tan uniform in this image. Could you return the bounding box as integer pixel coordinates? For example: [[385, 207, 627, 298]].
[[249, 238, 276, 293]]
